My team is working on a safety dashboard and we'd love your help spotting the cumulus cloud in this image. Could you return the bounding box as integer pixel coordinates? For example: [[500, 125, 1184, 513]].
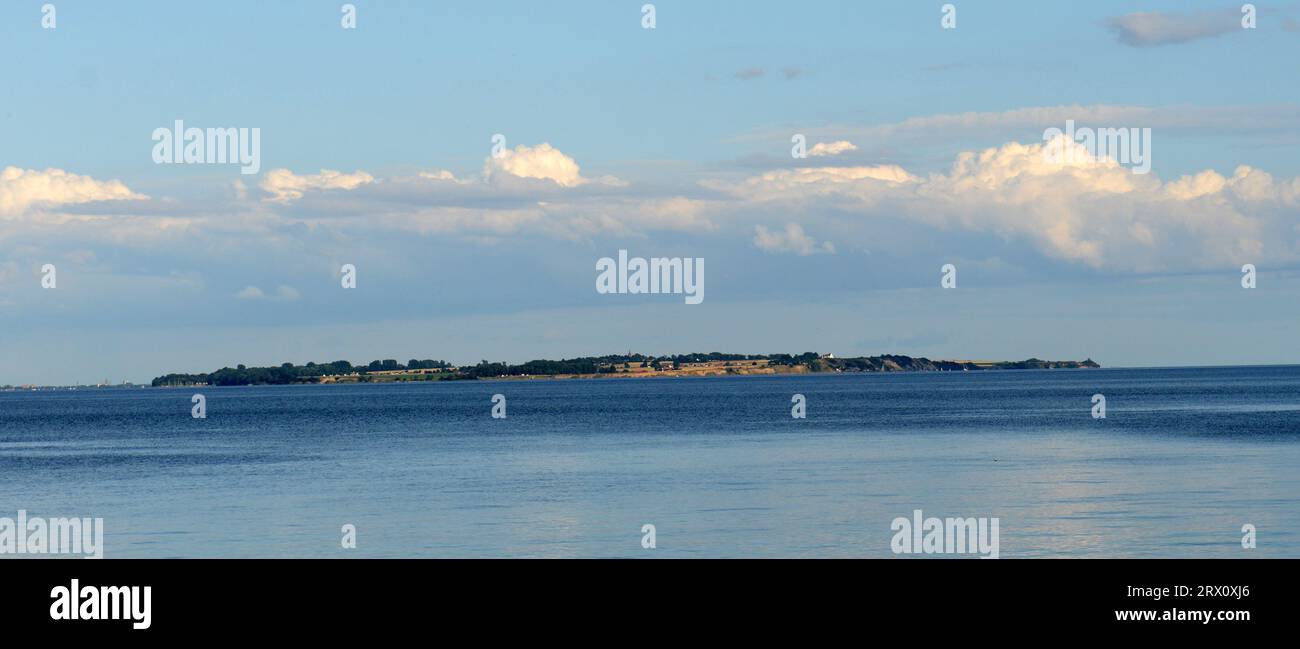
[[808, 141, 858, 157], [17, 134, 1300, 276], [754, 223, 835, 255], [483, 143, 619, 188], [247, 144, 684, 238], [1107, 10, 1241, 47], [418, 169, 466, 183], [0, 166, 144, 217], [705, 164, 916, 203], [261, 168, 374, 203], [713, 136, 1300, 271]]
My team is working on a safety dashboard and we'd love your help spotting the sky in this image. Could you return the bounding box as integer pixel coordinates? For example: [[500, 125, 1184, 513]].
[[2, 0, 1300, 385]]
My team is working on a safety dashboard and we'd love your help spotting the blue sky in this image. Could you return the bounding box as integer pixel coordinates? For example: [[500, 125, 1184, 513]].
[[3, 1, 1300, 384]]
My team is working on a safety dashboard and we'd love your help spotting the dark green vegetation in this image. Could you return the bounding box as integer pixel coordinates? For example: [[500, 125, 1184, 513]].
[[153, 359, 453, 387], [151, 354, 1099, 387]]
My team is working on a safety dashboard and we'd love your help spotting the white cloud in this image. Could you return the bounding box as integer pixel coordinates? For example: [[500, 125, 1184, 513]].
[[254, 144, 659, 237], [261, 168, 375, 203], [753, 223, 835, 255], [716, 136, 1300, 271], [417, 170, 466, 183], [0, 166, 144, 217], [808, 141, 858, 157], [705, 164, 916, 203], [484, 143, 622, 188], [15, 132, 1300, 276]]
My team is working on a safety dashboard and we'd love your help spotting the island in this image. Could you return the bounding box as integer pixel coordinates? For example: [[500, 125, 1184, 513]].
[[150, 353, 1100, 387]]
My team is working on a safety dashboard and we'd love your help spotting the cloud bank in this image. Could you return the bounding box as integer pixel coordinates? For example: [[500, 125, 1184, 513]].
[[483, 143, 623, 188], [261, 169, 375, 203], [714, 136, 1300, 271], [8, 135, 1300, 277], [1, 167, 144, 217]]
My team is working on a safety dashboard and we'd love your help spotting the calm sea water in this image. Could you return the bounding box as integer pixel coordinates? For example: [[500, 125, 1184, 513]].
[[1, 366, 1297, 558]]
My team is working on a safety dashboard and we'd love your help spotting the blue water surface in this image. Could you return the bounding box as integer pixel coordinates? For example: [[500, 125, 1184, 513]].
[[1, 366, 1297, 557]]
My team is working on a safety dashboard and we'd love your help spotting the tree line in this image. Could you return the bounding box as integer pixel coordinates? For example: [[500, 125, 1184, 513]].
[[151, 353, 1098, 386]]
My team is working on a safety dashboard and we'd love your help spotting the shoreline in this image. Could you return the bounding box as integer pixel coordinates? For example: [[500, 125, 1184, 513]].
[[5, 367, 1104, 392], [8, 354, 1110, 390], [147, 354, 1101, 388], [22, 364, 1300, 391]]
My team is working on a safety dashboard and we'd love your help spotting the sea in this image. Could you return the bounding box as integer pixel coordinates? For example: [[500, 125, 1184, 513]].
[[1, 366, 1297, 558]]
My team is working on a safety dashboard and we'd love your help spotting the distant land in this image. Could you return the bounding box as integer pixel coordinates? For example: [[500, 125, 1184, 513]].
[[147, 353, 1100, 387]]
